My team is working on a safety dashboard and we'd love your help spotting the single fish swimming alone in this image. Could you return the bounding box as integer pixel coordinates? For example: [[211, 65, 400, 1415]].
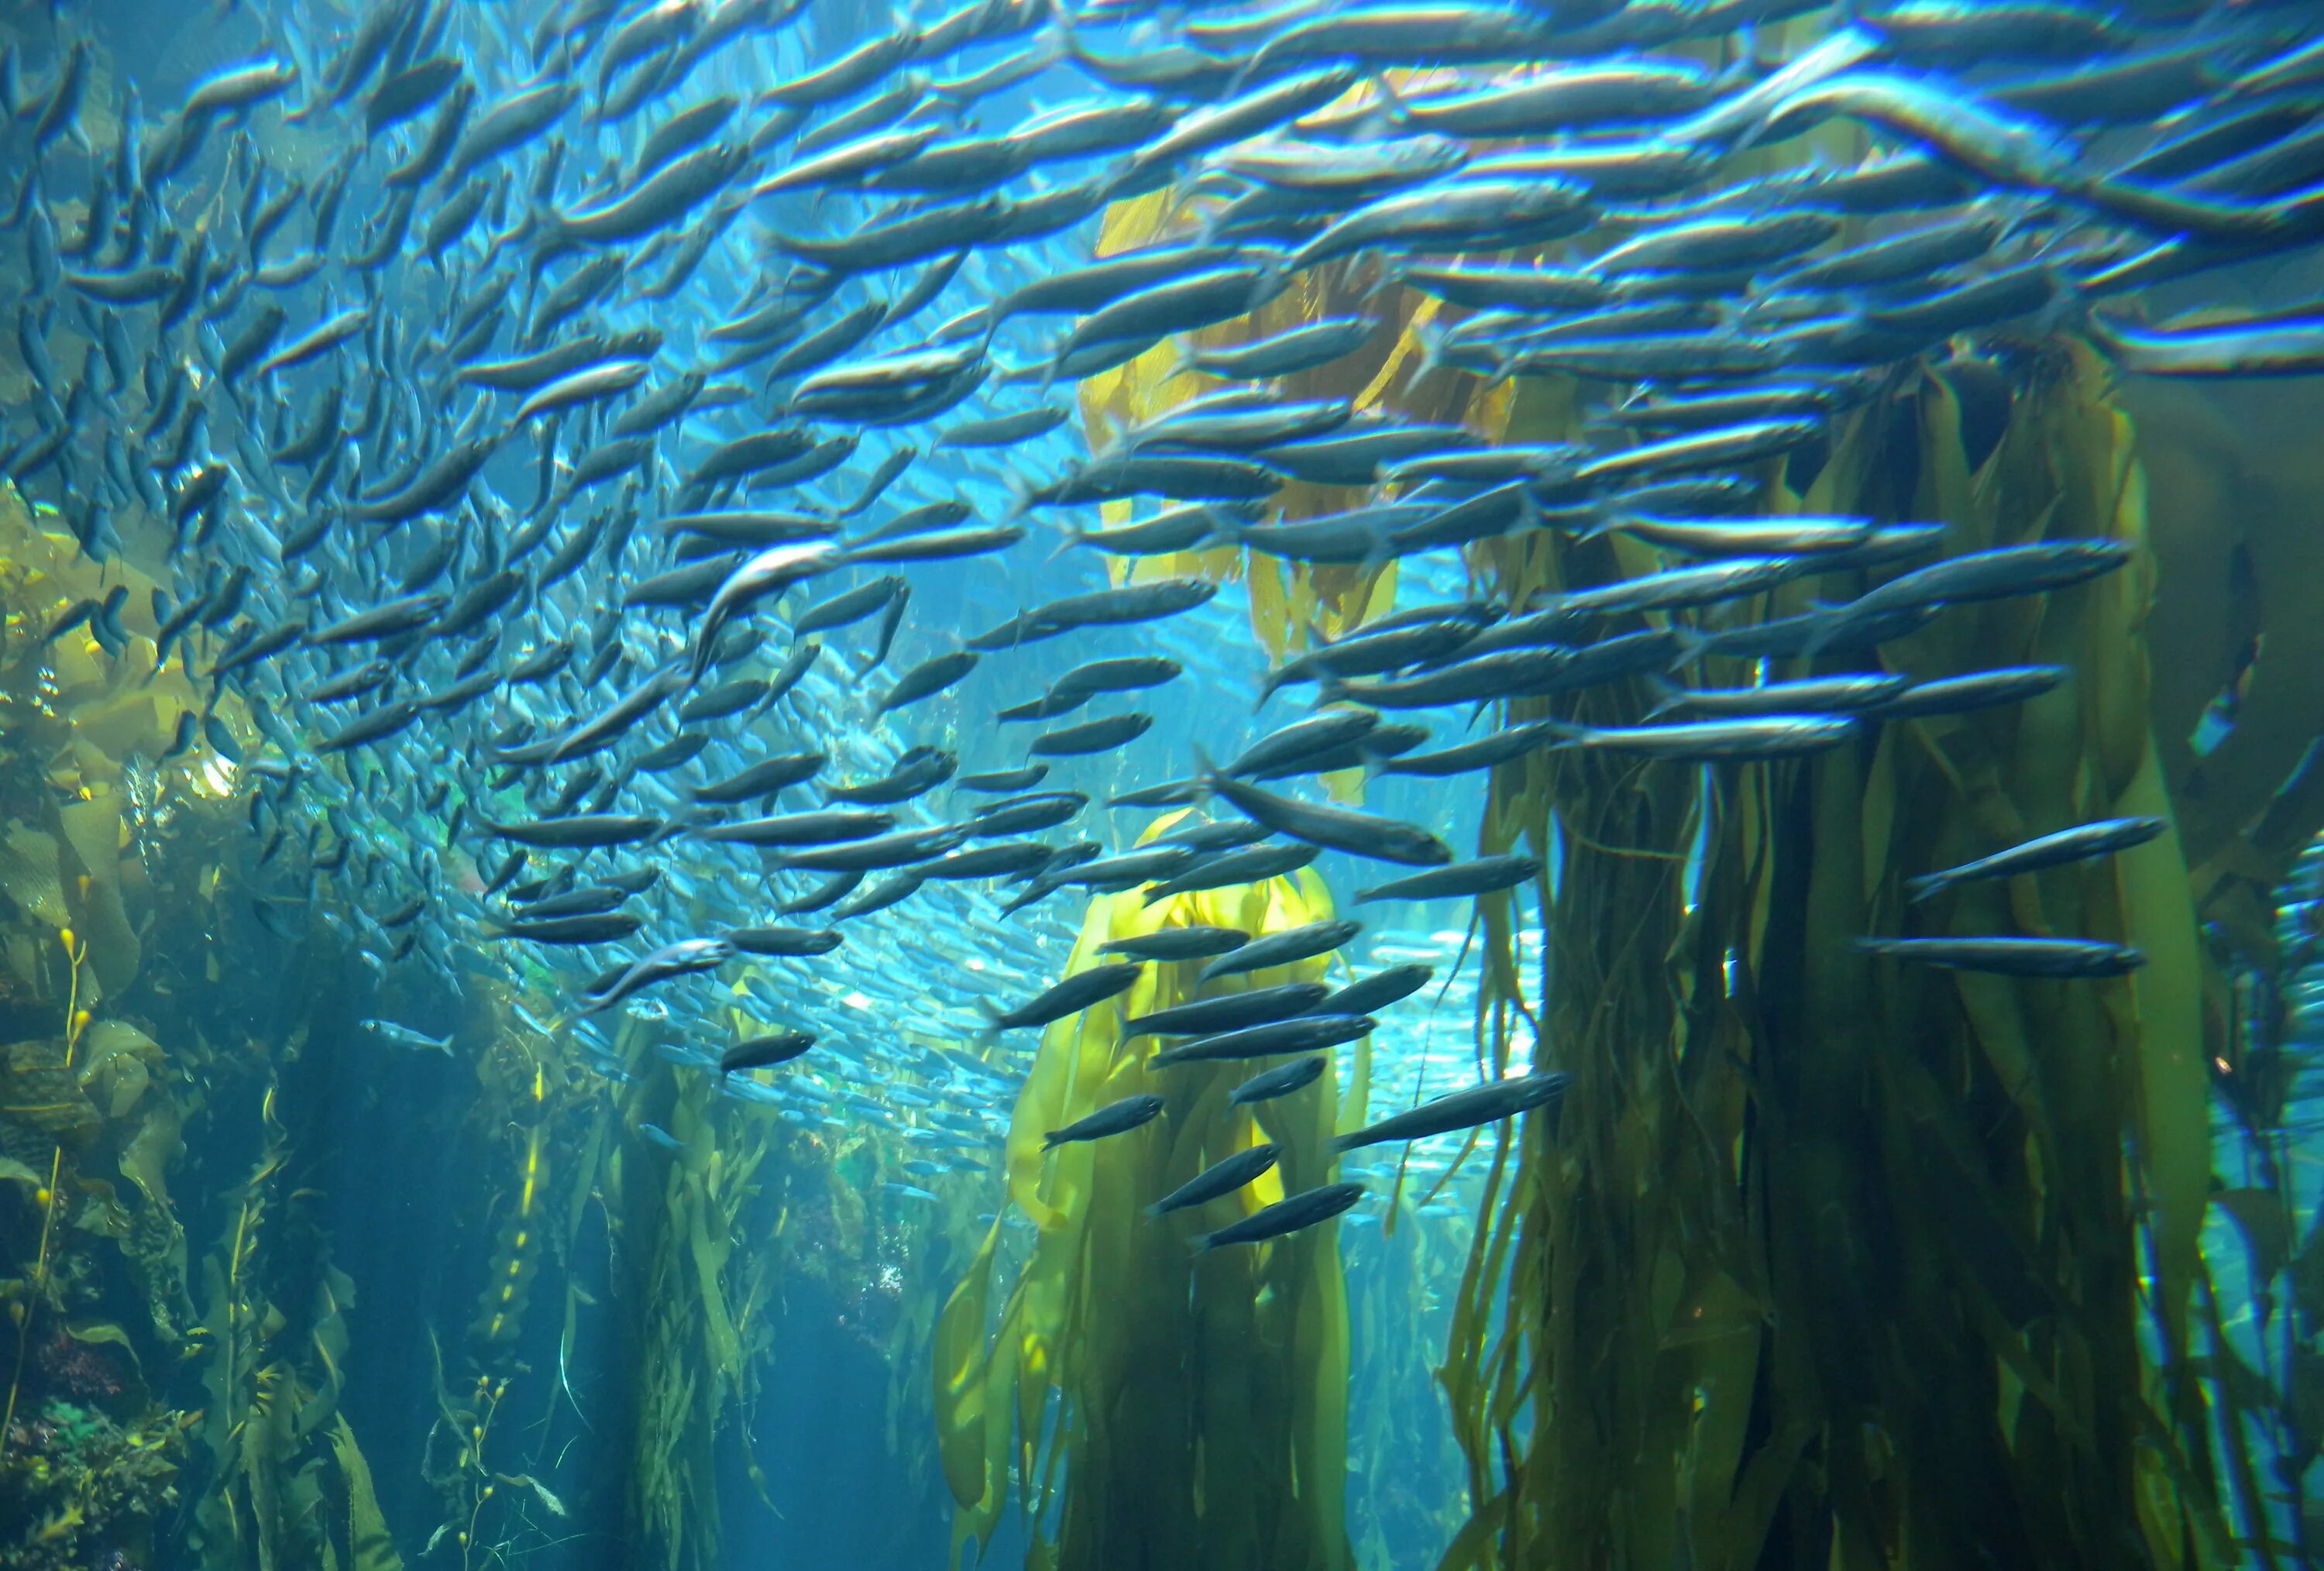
[[359, 1019, 453, 1054]]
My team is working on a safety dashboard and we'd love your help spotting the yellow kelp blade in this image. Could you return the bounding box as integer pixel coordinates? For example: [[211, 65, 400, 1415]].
[[936, 854, 1356, 1571]]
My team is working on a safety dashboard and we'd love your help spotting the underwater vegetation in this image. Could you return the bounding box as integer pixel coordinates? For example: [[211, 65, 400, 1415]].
[[938, 844, 1356, 1571], [2, 1, 2324, 1570], [1435, 347, 2209, 1569]]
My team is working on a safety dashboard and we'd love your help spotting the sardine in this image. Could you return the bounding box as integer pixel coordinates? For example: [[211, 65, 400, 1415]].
[[1150, 1142, 1282, 1215], [1336, 1073, 1571, 1151], [1193, 1182, 1363, 1251]]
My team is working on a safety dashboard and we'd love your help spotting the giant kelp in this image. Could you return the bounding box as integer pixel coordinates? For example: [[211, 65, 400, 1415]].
[[412, 995, 805, 1571], [936, 843, 1356, 1571], [1072, 178, 1494, 660], [2203, 848, 2324, 1565], [0, 445, 957, 1571], [1036, 77, 2324, 1567], [610, 1064, 779, 1571], [181, 1077, 404, 1571], [0, 791, 403, 1571], [1423, 349, 2257, 1569], [0, 938, 191, 1571], [10, 9, 2324, 1570], [0, 473, 403, 1571], [1342, 1201, 1473, 1571]]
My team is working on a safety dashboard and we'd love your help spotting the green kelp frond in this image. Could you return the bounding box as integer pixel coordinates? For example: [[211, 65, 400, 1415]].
[[617, 1058, 779, 1571], [184, 1078, 404, 1571], [937, 832, 1356, 1571], [1432, 346, 2230, 1571]]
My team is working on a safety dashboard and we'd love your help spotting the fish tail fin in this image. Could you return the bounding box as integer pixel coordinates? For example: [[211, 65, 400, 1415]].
[[1188, 742, 1222, 796], [1040, 1129, 1067, 1151], [1571, 505, 1630, 542], [1714, 32, 1772, 85], [944, 302, 995, 342], [1246, 263, 1283, 316], [1369, 69, 1415, 129], [1043, 3, 1085, 67], [2083, 311, 2130, 365], [1643, 673, 1686, 719], [1411, 314, 1450, 381], [1666, 623, 1714, 671], [1190, 194, 1229, 247], [1903, 872, 1947, 903], [519, 198, 555, 253]]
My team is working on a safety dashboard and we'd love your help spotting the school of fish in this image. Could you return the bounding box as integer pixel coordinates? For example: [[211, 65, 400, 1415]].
[[7, 0, 2322, 1243]]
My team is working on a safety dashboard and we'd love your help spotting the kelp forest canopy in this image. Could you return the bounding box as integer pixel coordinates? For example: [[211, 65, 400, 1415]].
[[2, 2, 2324, 1571]]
